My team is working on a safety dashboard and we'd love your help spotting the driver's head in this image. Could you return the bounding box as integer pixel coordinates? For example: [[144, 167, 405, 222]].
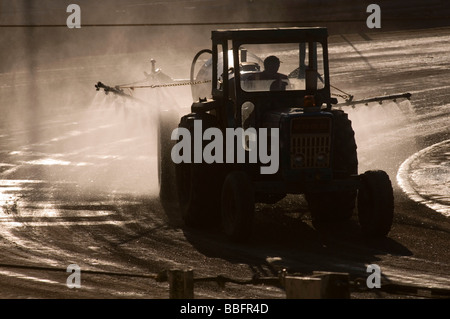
[[263, 56, 280, 74]]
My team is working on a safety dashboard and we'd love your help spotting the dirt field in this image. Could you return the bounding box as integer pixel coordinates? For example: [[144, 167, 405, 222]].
[[0, 1, 449, 305]]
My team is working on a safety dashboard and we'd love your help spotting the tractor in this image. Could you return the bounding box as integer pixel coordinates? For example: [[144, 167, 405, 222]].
[[96, 27, 409, 242], [159, 27, 396, 242]]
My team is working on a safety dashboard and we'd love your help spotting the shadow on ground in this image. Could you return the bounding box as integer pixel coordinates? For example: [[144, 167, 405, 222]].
[[160, 193, 412, 280]]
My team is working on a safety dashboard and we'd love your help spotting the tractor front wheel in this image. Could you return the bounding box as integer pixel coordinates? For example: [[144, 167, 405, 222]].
[[357, 170, 394, 238]]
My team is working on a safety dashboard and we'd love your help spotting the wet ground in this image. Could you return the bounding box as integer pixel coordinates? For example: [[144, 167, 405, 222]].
[[0, 25, 449, 300], [398, 139, 450, 217]]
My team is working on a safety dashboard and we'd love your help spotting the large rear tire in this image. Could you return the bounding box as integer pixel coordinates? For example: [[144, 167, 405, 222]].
[[157, 109, 179, 201], [357, 170, 394, 238], [175, 113, 222, 228]]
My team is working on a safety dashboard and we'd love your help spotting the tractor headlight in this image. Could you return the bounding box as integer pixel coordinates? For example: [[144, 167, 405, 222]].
[[294, 154, 305, 166], [316, 153, 327, 164]]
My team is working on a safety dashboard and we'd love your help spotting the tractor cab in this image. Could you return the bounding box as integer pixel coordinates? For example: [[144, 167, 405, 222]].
[[191, 27, 337, 131]]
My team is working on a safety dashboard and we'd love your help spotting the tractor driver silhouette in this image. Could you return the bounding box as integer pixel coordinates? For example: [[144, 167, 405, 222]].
[[246, 55, 289, 91]]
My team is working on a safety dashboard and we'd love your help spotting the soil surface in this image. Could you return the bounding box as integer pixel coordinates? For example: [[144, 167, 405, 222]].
[[0, 8, 449, 301]]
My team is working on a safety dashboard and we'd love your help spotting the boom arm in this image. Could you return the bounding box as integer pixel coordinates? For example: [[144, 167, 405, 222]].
[[334, 92, 412, 108], [95, 81, 131, 98]]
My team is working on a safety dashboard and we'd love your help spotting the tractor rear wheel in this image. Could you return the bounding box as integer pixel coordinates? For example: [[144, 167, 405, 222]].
[[357, 170, 394, 238], [221, 171, 255, 242], [175, 113, 222, 228], [157, 109, 179, 201]]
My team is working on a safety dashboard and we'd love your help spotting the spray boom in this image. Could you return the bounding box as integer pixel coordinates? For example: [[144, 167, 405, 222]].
[[95, 81, 130, 97], [335, 92, 412, 108], [94, 57, 412, 110]]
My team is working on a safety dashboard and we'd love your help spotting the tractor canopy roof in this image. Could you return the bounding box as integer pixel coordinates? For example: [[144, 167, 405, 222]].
[[211, 27, 328, 44]]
